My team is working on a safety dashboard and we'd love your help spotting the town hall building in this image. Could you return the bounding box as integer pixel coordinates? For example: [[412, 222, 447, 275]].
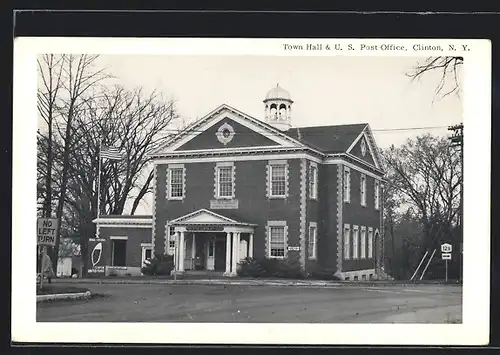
[[93, 84, 389, 280]]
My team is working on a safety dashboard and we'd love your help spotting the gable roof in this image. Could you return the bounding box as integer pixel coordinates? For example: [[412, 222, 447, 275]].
[[285, 124, 368, 154]]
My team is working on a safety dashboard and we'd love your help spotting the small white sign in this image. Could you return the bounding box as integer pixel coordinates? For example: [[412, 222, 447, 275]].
[[287, 246, 300, 251], [441, 243, 452, 253], [442, 253, 452, 260]]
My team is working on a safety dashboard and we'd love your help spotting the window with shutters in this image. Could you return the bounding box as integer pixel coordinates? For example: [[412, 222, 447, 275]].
[[343, 166, 351, 203], [309, 164, 318, 200], [308, 223, 317, 259], [360, 174, 367, 206]]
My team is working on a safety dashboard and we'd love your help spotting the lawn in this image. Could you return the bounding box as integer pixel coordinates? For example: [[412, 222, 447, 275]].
[[37, 285, 90, 296]]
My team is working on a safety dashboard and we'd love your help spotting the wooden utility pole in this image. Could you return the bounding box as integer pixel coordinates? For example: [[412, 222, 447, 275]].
[[448, 123, 463, 282]]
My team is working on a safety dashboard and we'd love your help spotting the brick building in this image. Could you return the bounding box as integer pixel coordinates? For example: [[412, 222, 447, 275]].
[[93, 84, 387, 280]]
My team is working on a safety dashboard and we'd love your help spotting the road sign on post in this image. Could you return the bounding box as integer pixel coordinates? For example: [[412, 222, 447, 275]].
[[37, 218, 59, 246], [441, 243, 453, 282]]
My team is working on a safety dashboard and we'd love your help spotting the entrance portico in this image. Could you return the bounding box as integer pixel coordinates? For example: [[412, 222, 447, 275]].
[[168, 209, 256, 276]]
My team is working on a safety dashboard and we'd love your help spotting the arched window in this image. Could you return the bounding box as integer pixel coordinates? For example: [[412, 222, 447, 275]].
[[279, 104, 287, 120], [270, 104, 278, 120]]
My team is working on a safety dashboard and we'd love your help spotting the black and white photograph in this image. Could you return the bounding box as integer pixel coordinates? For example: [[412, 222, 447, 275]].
[[12, 38, 490, 345]]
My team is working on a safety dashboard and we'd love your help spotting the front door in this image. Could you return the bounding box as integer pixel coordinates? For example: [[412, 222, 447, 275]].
[[214, 238, 226, 271]]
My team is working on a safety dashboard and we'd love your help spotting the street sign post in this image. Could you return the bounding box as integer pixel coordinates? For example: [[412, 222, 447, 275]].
[[441, 243, 453, 282]]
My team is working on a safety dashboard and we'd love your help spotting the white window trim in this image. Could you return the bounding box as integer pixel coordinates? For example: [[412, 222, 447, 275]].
[[309, 162, 318, 200], [267, 160, 289, 199], [368, 227, 374, 259], [167, 164, 186, 200], [266, 220, 288, 259], [352, 225, 359, 259], [308, 222, 317, 259], [360, 226, 367, 259], [214, 162, 235, 199], [374, 180, 380, 210], [343, 166, 351, 203], [360, 173, 367, 207], [343, 224, 351, 260]]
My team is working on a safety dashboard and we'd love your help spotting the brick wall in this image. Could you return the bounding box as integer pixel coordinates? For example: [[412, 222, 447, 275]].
[[99, 227, 152, 268], [155, 158, 302, 262]]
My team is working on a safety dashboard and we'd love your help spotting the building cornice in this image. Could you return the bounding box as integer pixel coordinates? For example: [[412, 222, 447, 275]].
[[92, 217, 153, 228]]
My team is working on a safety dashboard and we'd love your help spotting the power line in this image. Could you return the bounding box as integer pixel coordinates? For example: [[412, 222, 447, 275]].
[[157, 125, 453, 136]]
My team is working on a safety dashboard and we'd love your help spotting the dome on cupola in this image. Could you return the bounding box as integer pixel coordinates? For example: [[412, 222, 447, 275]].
[[264, 83, 293, 102]]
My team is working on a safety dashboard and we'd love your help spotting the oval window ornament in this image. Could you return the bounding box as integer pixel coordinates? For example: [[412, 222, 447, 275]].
[[216, 122, 235, 145], [361, 138, 367, 157]]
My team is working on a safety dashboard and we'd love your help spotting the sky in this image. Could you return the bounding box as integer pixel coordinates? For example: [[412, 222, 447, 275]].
[[95, 55, 463, 149], [41, 55, 463, 215]]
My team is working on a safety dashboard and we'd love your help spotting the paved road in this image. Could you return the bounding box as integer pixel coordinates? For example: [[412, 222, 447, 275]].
[[37, 283, 462, 323]]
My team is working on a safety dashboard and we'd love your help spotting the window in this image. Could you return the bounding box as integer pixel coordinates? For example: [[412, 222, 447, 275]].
[[343, 166, 351, 202], [269, 164, 287, 197], [343, 224, 351, 260], [111, 239, 127, 266], [216, 165, 234, 198], [267, 222, 287, 258], [141, 244, 153, 266], [167, 165, 185, 199], [362, 274, 367, 280], [374, 180, 380, 210], [309, 164, 318, 199], [360, 226, 366, 259], [354, 275, 358, 281], [308, 223, 317, 259], [360, 174, 367, 206], [353, 225, 359, 259], [368, 228, 373, 258]]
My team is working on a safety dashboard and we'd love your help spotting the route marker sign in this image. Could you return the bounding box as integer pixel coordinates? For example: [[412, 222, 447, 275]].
[[441, 243, 452, 253]]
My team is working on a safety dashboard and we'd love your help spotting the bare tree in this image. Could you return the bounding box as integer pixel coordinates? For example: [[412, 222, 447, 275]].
[[52, 85, 178, 273], [382, 134, 462, 254], [37, 54, 112, 270], [407, 56, 463, 100]]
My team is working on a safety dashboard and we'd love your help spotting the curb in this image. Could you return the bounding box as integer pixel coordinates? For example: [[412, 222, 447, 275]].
[[37, 291, 92, 303], [52, 279, 462, 287], [53, 279, 343, 287]]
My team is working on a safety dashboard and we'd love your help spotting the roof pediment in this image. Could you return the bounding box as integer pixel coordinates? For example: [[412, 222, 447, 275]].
[[150, 104, 305, 156]]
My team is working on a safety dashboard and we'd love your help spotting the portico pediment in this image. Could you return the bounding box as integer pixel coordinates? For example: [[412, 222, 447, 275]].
[[170, 209, 256, 227]]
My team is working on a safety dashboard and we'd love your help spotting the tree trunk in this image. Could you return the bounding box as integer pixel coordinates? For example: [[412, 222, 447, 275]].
[[53, 102, 75, 271]]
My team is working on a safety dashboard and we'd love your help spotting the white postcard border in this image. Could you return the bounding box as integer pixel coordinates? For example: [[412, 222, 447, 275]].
[[12, 37, 491, 345]]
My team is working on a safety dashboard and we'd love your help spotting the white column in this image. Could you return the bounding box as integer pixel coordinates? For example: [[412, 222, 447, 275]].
[[248, 233, 254, 258], [236, 232, 241, 262], [225, 232, 232, 275], [178, 231, 185, 272], [232, 232, 239, 273], [191, 233, 196, 270]]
